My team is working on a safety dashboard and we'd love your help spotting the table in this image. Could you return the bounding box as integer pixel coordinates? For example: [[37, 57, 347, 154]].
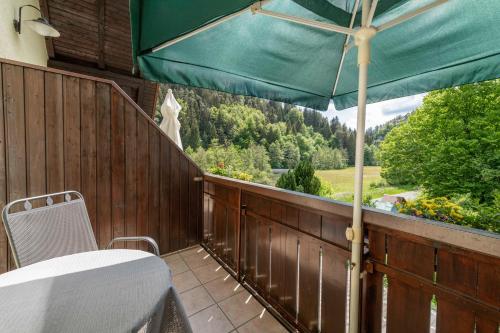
[[0, 249, 192, 333]]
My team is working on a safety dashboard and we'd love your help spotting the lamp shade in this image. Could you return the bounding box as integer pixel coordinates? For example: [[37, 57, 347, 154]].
[[25, 18, 60, 37]]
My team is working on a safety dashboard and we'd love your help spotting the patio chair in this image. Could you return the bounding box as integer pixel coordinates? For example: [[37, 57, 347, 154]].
[[2, 191, 159, 268]]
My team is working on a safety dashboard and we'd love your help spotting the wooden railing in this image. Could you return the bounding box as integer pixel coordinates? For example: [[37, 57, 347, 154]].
[[0, 58, 203, 272], [203, 174, 500, 333]]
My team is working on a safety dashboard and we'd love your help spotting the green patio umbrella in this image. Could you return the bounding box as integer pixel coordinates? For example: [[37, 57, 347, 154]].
[[129, 1, 500, 331]]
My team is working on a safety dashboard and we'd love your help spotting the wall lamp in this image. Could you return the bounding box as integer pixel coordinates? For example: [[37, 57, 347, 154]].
[[13, 4, 60, 37]]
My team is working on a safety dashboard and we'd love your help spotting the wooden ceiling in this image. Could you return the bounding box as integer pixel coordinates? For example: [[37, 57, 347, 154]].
[[40, 0, 158, 117]]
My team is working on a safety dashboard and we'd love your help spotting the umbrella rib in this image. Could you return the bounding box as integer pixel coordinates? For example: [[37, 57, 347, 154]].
[[253, 7, 356, 35], [366, 0, 379, 27], [152, 1, 272, 53], [343, 0, 449, 52], [151, 0, 358, 54], [377, 0, 449, 32], [332, 0, 361, 97]]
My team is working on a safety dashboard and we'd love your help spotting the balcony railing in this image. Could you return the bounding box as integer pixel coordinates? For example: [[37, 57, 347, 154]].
[[0, 58, 203, 272], [202, 174, 500, 333]]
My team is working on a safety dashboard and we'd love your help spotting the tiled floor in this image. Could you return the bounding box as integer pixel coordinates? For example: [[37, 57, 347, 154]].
[[162, 245, 289, 333]]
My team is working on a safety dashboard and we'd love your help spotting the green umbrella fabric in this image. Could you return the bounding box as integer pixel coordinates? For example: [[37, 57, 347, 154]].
[[130, 0, 500, 110]]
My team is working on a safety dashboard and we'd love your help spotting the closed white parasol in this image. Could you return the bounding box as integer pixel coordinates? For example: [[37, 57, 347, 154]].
[[159, 89, 183, 149]]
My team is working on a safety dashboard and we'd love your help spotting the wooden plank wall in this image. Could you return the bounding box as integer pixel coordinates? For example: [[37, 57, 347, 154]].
[[364, 226, 500, 333], [203, 175, 500, 333], [0, 59, 203, 273], [203, 179, 351, 333]]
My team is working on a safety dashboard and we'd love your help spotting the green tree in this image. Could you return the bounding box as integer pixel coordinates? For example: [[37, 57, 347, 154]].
[[363, 144, 379, 166], [187, 142, 273, 184], [268, 141, 284, 168], [282, 140, 300, 169], [276, 160, 321, 195], [286, 108, 305, 134], [312, 146, 347, 169], [380, 80, 500, 203]]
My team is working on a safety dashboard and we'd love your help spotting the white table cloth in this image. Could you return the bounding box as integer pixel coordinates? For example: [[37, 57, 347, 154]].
[[0, 249, 192, 333]]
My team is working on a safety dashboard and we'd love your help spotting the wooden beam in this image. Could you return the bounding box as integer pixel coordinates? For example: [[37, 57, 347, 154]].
[[48, 59, 158, 118], [97, 0, 106, 69], [48, 59, 141, 86]]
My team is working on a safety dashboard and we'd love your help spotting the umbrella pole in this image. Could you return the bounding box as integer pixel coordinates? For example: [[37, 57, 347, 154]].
[[348, 0, 376, 332]]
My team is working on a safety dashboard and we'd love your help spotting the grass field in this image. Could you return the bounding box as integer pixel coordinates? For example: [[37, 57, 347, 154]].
[[316, 166, 415, 202]]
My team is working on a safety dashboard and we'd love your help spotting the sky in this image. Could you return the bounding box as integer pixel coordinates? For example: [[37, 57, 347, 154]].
[[324, 93, 426, 129]]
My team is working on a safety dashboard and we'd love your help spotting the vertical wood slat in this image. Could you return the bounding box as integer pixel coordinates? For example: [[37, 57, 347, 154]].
[[179, 156, 189, 249], [284, 229, 299, 318], [80, 79, 97, 234], [3, 64, 26, 270], [0, 59, 204, 267], [256, 218, 270, 294], [244, 214, 258, 285], [226, 207, 238, 269], [362, 230, 385, 333], [136, 115, 149, 251], [270, 223, 285, 306], [45, 72, 64, 197], [386, 234, 433, 333], [436, 299, 475, 333], [170, 148, 180, 251], [111, 90, 125, 248], [386, 278, 432, 333], [436, 249, 477, 333], [298, 236, 320, 332], [159, 136, 170, 253], [322, 243, 348, 333], [63, 76, 81, 191], [24, 68, 46, 201], [0, 63, 7, 273], [96, 82, 112, 248], [188, 164, 198, 246], [124, 103, 137, 249], [4, 64, 26, 204], [148, 125, 160, 249]]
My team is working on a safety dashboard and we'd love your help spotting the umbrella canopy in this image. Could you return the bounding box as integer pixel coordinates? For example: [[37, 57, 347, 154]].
[[130, 0, 500, 111], [159, 89, 183, 149], [129, 1, 500, 332]]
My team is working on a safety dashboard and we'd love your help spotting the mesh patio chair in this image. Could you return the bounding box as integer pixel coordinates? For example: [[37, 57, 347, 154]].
[[2, 191, 159, 268]]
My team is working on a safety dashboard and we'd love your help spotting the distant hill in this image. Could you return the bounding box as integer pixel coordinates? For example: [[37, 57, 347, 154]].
[[156, 84, 410, 166]]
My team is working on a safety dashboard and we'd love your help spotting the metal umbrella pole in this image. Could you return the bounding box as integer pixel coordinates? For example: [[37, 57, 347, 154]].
[[347, 0, 376, 332]]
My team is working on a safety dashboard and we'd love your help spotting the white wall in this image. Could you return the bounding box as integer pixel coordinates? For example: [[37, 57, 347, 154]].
[[0, 0, 48, 66]]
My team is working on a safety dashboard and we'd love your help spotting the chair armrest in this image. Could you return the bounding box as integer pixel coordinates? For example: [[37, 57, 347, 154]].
[[106, 237, 160, 256]]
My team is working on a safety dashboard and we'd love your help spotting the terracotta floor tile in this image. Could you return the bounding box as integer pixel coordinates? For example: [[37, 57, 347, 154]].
[[179, 246, 206, 258], [172, 270, 201, 293], [179, 285, 215, 316], [192, 261, 227, 284], [167, 258, 189, 276], [183, 251, 217, 270], [189, 305, 234, 333], [204, 274, 244, 302], [237, 311, 288, 333], [161, 253, 182, 265], [219, 291, 264, 327]]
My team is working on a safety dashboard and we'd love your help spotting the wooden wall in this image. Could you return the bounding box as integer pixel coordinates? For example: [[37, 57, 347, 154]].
[[0, 58, 203, 273], [204, 176, 351, 332], [203, 174, 500, 333]]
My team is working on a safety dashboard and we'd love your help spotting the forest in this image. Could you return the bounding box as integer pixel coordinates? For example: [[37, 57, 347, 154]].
[[155, 80, 499, 233], [155, 84, 404, 183]]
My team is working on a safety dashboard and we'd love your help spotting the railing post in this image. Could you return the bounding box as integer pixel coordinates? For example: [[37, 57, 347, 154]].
[[236, 188, 242, 280]]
